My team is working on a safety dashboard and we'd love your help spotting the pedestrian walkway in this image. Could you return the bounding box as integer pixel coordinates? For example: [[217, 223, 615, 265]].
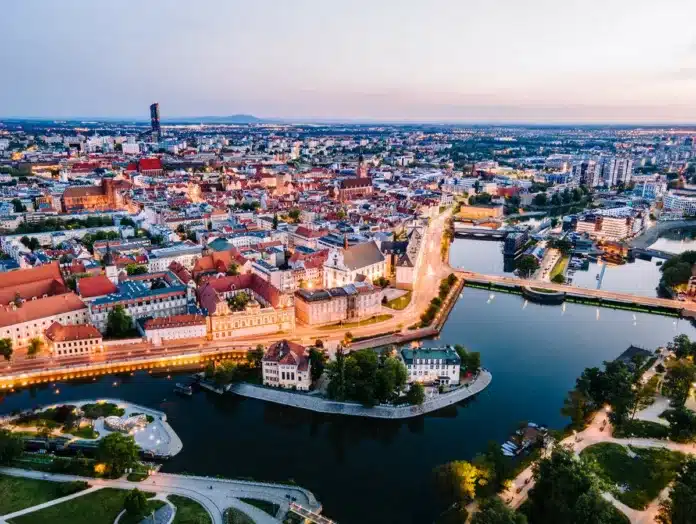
[[0, 485, 102, 521], [0, 467, 326, 524]]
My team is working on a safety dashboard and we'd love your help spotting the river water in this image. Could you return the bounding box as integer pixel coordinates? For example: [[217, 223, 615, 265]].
[[2, 239, 696, 524]]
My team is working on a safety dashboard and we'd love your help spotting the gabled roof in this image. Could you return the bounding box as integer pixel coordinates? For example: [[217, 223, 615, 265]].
[[77, 275, 119, 299], [0, 293, 87, 328], [45, 321, 101, 342], [342, 241, 385, 271], [263, 340, 309, 371]]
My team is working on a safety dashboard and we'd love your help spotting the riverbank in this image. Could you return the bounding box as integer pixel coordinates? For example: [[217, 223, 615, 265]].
[[229, 370, 492, 419]]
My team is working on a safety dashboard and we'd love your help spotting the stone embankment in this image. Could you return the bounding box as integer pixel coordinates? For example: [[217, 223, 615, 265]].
[[230, 370, 492, 419]]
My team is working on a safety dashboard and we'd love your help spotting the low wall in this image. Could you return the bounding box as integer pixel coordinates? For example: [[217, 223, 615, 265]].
[[103, 337, 144, 347], [230, 370, 492, 419]]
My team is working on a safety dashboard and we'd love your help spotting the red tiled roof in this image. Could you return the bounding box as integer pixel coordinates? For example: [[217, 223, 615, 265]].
[[138, 158, 163, 172], [77, 275, 118, 299], [263, 340, 309, 371], [0, 293, 87, 328], [144, 314, 206, 330], [45, 321, 101, 342]]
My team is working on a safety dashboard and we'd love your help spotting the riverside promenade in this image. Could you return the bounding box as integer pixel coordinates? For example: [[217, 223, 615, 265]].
[[230, 370, 492, 419]]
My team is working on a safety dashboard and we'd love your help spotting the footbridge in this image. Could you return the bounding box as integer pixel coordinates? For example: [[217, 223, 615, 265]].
[[453, 225, 510, 239], [456, 270, 696, 317], [290, 503, 336, 524]]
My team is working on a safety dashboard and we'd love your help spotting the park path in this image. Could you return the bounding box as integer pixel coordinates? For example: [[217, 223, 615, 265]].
[[0, 467, 324, 524], [0, 485, 102, 522], [501, 408, 696, 523]]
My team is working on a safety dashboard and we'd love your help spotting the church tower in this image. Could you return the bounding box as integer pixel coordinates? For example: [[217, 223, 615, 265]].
[[357, 153, 367, 178], [103, 242, 119, 285]]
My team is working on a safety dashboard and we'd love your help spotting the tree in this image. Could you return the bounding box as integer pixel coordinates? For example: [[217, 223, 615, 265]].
[[561, 389, 592, 428], [472, 498, 527, 524], [247, 344, 264, 369], [96, 433, 139, 477], [658, 458, 696, 524], [27, 337, 43, 357], [11, 198, 26, 213], [406, 383, 426, 405], [125, 264, 147, 276], [667, 334, 695, 360], [272, 214, 279, 230], [227, 291, 250, 311], [308, 347, 327, 382], [552, 274, 566, 284], [0, 338, 13, 361], [664, 359, 696, 407], [288, 208, 301, 223], [550, 193, 561, 206], [106, 305, 133, 338], [532, 193, 548, 206], [433, 460, 485, 506], [526, 447, 611, 524], [663, 407, 696, 442], [124, 488, 148, 520], [375, 356, 408, 403], [464, 352, 481, 374], [515, 255, 540, 278], [630, 379, 657, 420], [0, 429, 24, 465], [326, 346, 347, 401], [227, 262, 240, 276]]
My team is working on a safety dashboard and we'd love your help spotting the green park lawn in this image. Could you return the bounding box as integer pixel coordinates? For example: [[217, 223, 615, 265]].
[[383, 291, 412, 311], [550, 256, 569, 280], [0, 474, 89, 516], [224, 508, 255, 524], [581, 443, 685, 509], [169, 494, 212, 524], [9, 487, 129, 524], [120, 499, 166, 524], [318, 314, 393, 330], [238, 497, 279, 517]]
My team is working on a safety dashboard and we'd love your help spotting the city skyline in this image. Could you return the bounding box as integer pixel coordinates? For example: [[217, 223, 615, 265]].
[[2, 0, 696, 123]]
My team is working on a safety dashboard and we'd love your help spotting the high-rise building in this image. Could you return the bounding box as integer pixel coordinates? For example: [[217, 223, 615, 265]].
[[150, 102, 161, 142]]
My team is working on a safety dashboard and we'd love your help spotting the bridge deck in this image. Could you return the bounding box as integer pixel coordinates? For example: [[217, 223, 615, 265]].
[[457, 270, 692, 313]]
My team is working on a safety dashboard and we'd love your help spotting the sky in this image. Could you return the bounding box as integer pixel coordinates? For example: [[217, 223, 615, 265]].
[[2, 0, 696, 123]]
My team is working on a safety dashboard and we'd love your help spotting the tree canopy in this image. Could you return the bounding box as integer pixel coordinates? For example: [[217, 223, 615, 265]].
[[97, 433, 139, 477], [106, 306, 134, 338]]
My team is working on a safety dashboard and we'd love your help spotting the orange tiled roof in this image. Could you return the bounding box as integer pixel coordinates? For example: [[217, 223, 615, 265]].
[[44, 321, 101, 342], [77, 275, 118, 299], [0, 293, 87, 328]]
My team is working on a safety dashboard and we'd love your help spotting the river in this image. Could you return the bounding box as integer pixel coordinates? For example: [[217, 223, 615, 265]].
[[2, 240, 696, 524]]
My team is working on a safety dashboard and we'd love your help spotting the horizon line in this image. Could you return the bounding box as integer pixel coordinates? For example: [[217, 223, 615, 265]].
[[2, 115, 696, 127]]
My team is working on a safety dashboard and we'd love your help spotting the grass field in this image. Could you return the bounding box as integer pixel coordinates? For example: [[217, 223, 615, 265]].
[[550, 255, 569, 280], [581, 443, 684, 509], [224, 508, 255, 524], [318, 314, 393, 330], [9, 487, 129, 524], [239, 497, 279, 517], [120, 499, 166, 524], [169, 494, 212, 524], [383, 291, 412, 311], [0, 475, 89, 516]]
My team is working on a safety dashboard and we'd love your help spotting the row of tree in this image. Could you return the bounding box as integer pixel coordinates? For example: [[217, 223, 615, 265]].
[[420, 274, 458, 327], [326, 348, 411, 406], [659, 250, 696, 289]]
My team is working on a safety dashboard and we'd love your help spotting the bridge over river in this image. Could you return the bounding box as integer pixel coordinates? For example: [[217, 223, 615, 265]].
[[456, 270, 696, 317]]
